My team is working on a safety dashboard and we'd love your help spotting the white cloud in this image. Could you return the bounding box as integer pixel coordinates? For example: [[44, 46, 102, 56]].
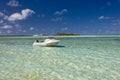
[[8, 13, 23, 21], [0, 31, 2, 34], [8, 9, 35, 21], [0, 12, 4, 17], [98, 16, 104, 20], [0, 12, 8, 20], [14, 24, 20, 28], [0, 20, 4, 23], [23, 30, 26, 32], [54, 9, 68, 15], [52, 9, 67, 22], [7, 0, 20, 7], [18, 29, 22, 32], [1, 24, 13, 29], [18, 29, 26, 33], [112, 19, 120, 26], [30, 27, 34, 30], [7, 30, 12, 33], [61, 27, 68, 31], [98, 16, 110, 20]]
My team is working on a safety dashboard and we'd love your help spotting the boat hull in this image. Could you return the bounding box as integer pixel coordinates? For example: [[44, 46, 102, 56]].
[[33, 41, 59, 47]]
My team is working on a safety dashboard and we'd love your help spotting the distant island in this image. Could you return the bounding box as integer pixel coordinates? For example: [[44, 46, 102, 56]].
[[55, 33, 80, 36], [0, 33, 80, 37]]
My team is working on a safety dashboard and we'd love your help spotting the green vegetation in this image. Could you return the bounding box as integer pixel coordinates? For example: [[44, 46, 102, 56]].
[[55, 33, 80, 36]]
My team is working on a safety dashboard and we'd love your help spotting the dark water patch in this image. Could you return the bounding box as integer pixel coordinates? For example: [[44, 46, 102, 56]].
[[113, 39, 120, 41]]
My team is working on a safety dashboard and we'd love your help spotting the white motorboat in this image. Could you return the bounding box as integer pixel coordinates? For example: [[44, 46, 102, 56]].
[[33, 38, 60, 47]]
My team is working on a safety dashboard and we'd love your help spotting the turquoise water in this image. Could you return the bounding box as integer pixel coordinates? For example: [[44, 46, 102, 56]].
[[0, 36, 120, 80]]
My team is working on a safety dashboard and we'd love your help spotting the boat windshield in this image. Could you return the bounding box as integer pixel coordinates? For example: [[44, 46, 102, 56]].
[[48, 37, 55, 39]]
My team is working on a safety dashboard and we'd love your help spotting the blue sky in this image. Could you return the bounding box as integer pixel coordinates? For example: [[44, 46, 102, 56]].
[[0, 0, 120, 35]]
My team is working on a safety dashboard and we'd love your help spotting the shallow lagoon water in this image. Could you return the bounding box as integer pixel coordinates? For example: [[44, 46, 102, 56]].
[[0, 36, 120, 80]]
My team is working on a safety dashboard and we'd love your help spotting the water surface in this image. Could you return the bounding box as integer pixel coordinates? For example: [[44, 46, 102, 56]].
[[0, 36, 120, 80]]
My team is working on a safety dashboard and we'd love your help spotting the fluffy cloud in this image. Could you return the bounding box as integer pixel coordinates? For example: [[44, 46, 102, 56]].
[[52, 9, 68, 22], [0, 31, 2, 34], [30, 27, 34, 30], [22, 30, 26, 33], [18, 29, 26, 33], [0, 12, 4, 17], [61, 27, 68, 31], [98, 16, 110, 20], [7, 0, 20, 7], [8, 9, 35, 21], [112, 19, 120, 26], [0, 12, 8, 19], [0, 20, 4, 23], [54, 9, 68, 15], [1, 24, 13, 29], [14, 24, 20, 28], [7, 30, 12, 33]]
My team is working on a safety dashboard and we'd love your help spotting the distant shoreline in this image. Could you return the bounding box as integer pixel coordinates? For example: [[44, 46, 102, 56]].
[[0, 34, 120, 37], [54, 33, 80, 36]]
